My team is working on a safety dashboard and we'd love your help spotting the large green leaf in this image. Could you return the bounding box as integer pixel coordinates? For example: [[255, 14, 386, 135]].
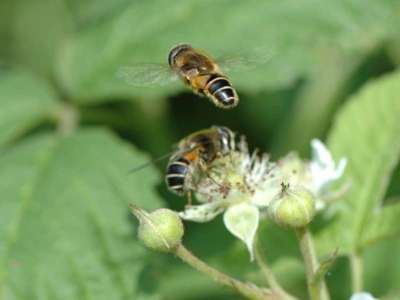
[[360, 198, 400, 249], [0, 129, 163, 300], [3, 0, 73, 79], [0, 69, 58, 148], [364, 239, 400, 297], [57, 0, 400, 103], [315, 70, 400, 256]]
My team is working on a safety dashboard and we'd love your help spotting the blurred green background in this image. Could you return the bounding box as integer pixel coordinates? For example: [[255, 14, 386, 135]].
[[0, 0, 399, 299]]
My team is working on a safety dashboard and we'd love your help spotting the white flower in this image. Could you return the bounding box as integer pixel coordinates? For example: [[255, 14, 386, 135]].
[[178, 138, 347, 260], [309, 139, 347, 195], [179, 138, 282, 260], [277, 139, 347, 211], [349, 292, 378, 300]]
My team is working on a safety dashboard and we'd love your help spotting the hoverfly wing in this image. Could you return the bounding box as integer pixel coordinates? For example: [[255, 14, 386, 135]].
[[117, 63, 178, 87], [217, 47, 275, 73]]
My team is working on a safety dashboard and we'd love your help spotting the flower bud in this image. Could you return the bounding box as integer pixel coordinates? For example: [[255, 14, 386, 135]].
[[268, 186, 315, 228], [130, 205, 184, 252]]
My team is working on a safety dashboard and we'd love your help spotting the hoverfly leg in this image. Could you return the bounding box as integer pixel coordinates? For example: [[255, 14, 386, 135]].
[[185, 191, 193, 208], [205, 170, 230, 199]]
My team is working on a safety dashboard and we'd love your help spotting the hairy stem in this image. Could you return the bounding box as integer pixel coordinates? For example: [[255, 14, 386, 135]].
[[295, 227, 330, 300], [174, 244, 278, 300], [350, 252, 363, 292], [254, 240, 298, 300]]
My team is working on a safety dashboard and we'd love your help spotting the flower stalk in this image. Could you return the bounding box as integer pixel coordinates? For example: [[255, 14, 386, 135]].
[[254, 239, 298, 300], [174, 244, 279, 300], [295, 227, 330, 300], [350, 252, 363, 293]]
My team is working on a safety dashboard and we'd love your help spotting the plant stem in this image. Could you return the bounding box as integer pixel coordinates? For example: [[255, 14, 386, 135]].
[[350, 252, 363, 292], [295, 227, 330, 300], [174, 244, 278, 300], [254, 240, 298, 300]]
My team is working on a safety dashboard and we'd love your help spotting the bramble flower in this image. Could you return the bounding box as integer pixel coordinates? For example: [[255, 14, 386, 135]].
[[179, 138, 347, 260], [179, 138, 281, 260], [278, 139, 347, 210]]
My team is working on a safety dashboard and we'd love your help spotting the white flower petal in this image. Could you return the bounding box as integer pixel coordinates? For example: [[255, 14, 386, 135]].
[[349, 292, 378, 300], [311, 139, 334, 169], [251, 176, 282, 207], [179, 201, 225, 222], [334, 158, 347, 179], [309, 139, 347, 194], [223, 203, 259, 261]]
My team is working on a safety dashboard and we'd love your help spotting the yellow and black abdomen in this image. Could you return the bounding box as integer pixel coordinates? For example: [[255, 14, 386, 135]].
[[204, 74, 239, 109], [165, 156, 190, 195]]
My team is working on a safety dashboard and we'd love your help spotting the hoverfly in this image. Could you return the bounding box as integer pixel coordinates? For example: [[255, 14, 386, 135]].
[[129, 126, 236, 204], [165, 126, 236, 202], [117, 44, 273, 109]]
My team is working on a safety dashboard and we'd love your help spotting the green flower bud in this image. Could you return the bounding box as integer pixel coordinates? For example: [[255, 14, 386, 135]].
[[130, 205, 184, 252], [268, 185, 315, 228]]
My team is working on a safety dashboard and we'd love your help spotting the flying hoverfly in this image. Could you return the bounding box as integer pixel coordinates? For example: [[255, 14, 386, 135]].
[[117, 44, 273, 109]]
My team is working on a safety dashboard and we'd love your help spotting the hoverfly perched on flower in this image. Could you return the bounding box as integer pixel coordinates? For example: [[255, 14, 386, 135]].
[[117, 44, 273, 109], [129, 126, 237, 205], [165, 126, 236, 202]]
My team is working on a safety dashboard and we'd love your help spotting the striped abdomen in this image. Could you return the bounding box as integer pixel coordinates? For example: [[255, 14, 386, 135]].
[[205, 75, 239, 109], [165, 157, 190, 195]]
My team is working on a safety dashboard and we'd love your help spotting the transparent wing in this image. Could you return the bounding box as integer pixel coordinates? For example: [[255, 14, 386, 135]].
[[217, 47, 276, 73], [116, 63, 178, 87]]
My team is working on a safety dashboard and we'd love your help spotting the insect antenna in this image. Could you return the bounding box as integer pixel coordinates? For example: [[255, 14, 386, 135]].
[[128, 137, 216, 174], [128, 151, 176, 174], [127, 143, 203, 174]]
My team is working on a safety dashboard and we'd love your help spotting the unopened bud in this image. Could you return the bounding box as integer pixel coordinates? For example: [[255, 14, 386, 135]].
[[130, 205, 184, 252], [268, 185, 315, 228]]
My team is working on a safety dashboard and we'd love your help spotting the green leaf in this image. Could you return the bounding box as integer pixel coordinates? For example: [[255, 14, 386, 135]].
[[0, 1, 14, 60], [315, 70, 400, 256], [360, 198, 400, 248], [4, 0, 73, 79], [64, 0, 130, 28], [0, 129, 163, 299], [57, 0, 400, 103], [364, 238, 400, 297], [0, 69, 58, 148]]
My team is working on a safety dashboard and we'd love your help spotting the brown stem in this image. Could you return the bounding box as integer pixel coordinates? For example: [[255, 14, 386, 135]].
[[174, 244, 278, 300]]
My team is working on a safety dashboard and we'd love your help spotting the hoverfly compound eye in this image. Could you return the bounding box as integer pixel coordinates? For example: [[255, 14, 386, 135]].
[[168, 44, 192, 67]]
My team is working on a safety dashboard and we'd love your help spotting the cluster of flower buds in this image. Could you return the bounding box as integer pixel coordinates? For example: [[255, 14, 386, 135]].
[[178, 136, 347, 260]]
